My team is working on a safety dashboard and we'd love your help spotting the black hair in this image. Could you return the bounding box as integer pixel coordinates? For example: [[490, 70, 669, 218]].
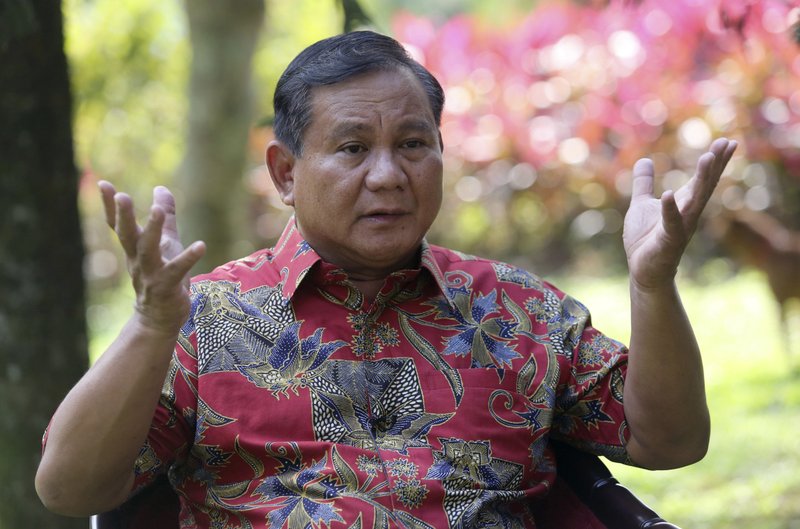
[[272, 30, 445, 156]]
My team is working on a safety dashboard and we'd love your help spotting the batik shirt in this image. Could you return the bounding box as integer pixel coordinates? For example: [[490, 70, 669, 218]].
[[134, 219, 631, 529]]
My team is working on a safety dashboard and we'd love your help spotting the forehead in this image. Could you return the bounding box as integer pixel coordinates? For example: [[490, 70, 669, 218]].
[[306, 68, 435, 131]]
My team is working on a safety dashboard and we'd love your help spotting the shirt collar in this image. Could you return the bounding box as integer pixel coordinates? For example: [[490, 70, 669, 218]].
[[418, 239, 458, 310], [270, 217, 322, 302], [271, 217, 456, 309]]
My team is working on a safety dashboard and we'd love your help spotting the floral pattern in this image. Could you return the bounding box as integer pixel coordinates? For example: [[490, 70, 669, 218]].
[[130, 219, 631, 528]]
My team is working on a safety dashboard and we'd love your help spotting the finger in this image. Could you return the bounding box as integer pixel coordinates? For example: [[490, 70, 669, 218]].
[[720, 140, 738, 172], [631, 158, 655, 199], [695, 151, 717, 185], [114, 193, 141, 258], [162, 241, 207, 286], [709, 138, 738, 179], [708, 137, 729, 156], [137, 206, 168, 275], [678, 149, 716, 201], [661, 190, 685, 241], [678, 151, 718, 218], [98, 180, 118, 229], [153, 186, 180, 241], [708, 138, 730, 176]]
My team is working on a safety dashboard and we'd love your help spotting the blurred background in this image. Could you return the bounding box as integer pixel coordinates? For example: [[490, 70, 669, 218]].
[[2, 0, 799, 527]]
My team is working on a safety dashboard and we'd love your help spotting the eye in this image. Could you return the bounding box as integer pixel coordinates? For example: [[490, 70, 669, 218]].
[[402, 139, 425, 149], [340, 143, 366, 155]]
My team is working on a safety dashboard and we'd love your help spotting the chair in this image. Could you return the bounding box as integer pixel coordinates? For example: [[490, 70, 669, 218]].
[[536, 441, 681, 529], [90, 441, 681, 529]]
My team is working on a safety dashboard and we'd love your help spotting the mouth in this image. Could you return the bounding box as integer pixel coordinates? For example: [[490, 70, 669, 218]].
[[360, 209, 410, 224], [362, 208, 408, 218]]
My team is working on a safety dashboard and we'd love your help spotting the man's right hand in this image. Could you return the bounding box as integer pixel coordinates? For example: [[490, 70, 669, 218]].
[[98, 181, 206, 335], [35, 182, 206, 517]]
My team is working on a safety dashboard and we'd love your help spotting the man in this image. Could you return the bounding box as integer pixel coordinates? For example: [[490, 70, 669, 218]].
[[36, 31, 736, 528]]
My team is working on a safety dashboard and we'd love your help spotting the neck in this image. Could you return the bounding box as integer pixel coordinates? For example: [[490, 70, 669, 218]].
[[349, 277, 385, 304]]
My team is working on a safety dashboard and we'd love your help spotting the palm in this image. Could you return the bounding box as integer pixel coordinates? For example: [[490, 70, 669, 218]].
[[623, 139, 737, 289], [98, 181, 205, 333]]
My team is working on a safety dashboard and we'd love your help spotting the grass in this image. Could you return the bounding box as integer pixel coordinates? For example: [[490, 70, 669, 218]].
[[556, 267, 800, 529], [87, 267, 800, 528]]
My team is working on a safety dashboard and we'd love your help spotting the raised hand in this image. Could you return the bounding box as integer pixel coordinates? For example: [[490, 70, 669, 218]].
[[98, 181, 206, 334], [623, 138, 737, 290]]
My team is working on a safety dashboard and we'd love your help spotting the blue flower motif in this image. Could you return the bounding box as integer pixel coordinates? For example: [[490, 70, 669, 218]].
[[440, 290, 521, 368], [293, 240, 314, 259], [255, 448, 345, 529], [237, 322, 346, 397]]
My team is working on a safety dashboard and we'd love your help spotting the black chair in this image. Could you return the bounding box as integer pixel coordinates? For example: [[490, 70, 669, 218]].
[[91, 441, 681, 529], [537, 441, 680, 529]]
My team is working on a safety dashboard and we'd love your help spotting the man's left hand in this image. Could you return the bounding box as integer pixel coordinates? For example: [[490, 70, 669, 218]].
[[623, 138, 737, 290]]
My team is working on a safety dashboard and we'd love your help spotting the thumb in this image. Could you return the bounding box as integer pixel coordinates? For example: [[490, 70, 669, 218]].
[[631, 158, 655, 199]]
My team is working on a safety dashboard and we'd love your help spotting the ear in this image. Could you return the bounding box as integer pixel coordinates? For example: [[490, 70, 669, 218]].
[[266, 140, 297, 206]]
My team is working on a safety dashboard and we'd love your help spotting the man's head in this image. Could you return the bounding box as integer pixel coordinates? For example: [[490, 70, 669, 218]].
[[272, 30, 445, 156], [266, 31, 445, 282]]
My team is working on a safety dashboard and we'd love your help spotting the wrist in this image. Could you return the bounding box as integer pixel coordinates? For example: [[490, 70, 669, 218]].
[[628, 277, 682, 313], [129, 308, 184, 340], [628, 262, 680, 295]]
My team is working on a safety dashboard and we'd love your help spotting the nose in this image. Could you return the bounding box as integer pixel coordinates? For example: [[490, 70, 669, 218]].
[[364, 149, 407, 191]]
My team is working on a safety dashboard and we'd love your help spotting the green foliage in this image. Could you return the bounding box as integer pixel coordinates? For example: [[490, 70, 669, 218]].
[[65, 0, 189, 201], [252, 0, 361, 123], [372, 0, 535, 25], [65, 2, 800, 527], [557, 268, 800, 529], [67, 0, 362, 290]]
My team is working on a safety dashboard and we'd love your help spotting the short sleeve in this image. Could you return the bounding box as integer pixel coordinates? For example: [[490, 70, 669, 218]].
[[548, 288, 632, 464], [130, 332, 198, 494]]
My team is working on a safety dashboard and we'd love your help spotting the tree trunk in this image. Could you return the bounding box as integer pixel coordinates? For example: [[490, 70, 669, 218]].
[[0, 0, 88, 527], [177, 0, 266, 272]]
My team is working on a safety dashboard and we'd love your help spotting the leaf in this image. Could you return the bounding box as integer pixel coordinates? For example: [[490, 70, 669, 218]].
[[331, 446, 358, 491], [502, 291, 532, 334], [197, 398, 236, 428], [208, 478, 251, 501], [399, 314, 464, 406], [234, 435, 264, 478], [516, 355, 537, 395]]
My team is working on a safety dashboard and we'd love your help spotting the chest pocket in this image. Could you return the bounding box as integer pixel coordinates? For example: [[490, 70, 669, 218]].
[[419, 367, 548, 444], [418, 367, 546, 491]]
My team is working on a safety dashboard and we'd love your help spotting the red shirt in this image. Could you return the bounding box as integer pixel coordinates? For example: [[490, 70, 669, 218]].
[[134, 219, 631, 528]]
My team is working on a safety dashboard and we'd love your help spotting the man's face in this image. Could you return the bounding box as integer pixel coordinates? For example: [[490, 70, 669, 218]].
[[278, 68, 443, 280]]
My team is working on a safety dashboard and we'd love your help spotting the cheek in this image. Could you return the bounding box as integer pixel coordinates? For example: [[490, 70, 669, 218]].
[[295, 182, 362, 228], [294, 161, 349, 206], [415, 162, 443, 209], [425, 187, 443, 222]]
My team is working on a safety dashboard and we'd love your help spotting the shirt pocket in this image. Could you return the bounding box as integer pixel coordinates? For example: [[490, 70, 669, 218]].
[[420, 367, 546, 451], [419, 367, 544, 490]]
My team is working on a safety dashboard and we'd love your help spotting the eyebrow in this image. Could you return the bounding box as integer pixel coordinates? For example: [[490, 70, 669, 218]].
[[397, 119, 438, 136], [330, 122, 371, 139], [329, 119, 437, 140]]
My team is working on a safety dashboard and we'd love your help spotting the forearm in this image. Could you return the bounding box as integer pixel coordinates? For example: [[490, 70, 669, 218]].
[[623, 279, 710, 470], [35, 314, 178, 516]]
